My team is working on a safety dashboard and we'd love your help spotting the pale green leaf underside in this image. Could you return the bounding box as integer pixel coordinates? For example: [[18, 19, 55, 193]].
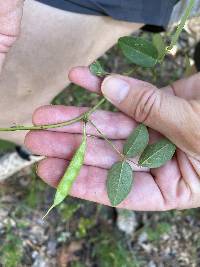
[[107, 161, 133, 206], [123, 124, 149, 158], [89, 60, 107, 77], [138, 139, 176, 168], [118, 36, 158, 68]]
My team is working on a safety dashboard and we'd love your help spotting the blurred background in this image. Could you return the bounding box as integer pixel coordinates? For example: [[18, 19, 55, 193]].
[[0, 16, 200, 267]]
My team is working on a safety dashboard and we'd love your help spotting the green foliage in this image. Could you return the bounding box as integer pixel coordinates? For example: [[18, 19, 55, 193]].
[[71, 262, 86, 267], [123, 124, 149, 157], [25, 167, 40, 208], [58, 201, 81, 221], [107, 161, 133, 206], [139, 139, 176, 168], [145, 222, 171, 242], [89, 60, 108, 77], [0, 232, 23, 267], [118, 36, 158, 68], [76, 218, 95, 238], [0, 139, 15, 153], [152, 34, 166, 61], [93, 233, 139, 267], [184, 55, 193, 77]]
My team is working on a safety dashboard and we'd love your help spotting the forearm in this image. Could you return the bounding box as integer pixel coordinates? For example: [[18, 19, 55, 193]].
[[0, 0, 24, 72]]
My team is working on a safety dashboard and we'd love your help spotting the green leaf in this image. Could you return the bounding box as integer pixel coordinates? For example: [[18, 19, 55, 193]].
[[184, 55, 193, 77], [0, 139, 15, 153], [152, 34, 166, 60], [118, 36, 158, 68], [138, 139, 176, 168], [123, 124, 149, 158], [107, 161, 133, 206], [89, 61, 107, 77]]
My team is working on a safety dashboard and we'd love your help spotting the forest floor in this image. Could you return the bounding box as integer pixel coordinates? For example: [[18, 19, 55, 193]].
[[0, 20, 200, 267]]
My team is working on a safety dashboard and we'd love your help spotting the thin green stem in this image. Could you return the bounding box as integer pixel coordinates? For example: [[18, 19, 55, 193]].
[[89, 119, 142, 167], [166, 0, 195, 51], [85, 98, 105, 118], [0, 115, 84, 132], [89, 119, 125, 160], [0, 98, 105, 132]]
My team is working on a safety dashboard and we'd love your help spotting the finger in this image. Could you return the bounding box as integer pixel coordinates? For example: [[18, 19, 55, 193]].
[[151, 156, 183, 209], [68, 66, 171, 96], [68, 66, 102, 93], [38, 157, 166, 211], [69, 67, 200, 100], [25, 130, 146, 171], [177, 150, 200, 197], [101, 74, 200, 158], [32, 105, 136, 139], [172, 72, 200, 100]]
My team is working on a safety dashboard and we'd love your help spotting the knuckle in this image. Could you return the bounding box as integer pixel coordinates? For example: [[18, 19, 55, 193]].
[[0, 33, 18, 53], [133, 85, 159, 123]]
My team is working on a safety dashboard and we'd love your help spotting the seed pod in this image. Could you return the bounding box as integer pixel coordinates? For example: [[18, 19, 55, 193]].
[[43, 123, 87, 218]]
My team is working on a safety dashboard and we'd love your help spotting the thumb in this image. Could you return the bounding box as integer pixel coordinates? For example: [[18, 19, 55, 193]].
[[101, 75, 200, 156]]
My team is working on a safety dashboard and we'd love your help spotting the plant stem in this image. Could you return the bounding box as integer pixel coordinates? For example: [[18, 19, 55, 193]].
[[89, 119, 125, 160], [89, 119, 143, 167], [166, 0, 195, 52], [0, 98, 105, 132], [85, 98, 105, 118]]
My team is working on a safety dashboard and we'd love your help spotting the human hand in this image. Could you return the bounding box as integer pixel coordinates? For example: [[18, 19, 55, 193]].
[[0, 0, 24, 72], [25, 67, 200, 211]]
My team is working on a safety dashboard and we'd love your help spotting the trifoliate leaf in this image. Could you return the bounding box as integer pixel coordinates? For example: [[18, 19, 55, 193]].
[[107, 161, 133, 206], [89, 61, 107, 77], [118, 36, 158, 68], [138, 139, 176, 168], [123, 124, 149, 158]]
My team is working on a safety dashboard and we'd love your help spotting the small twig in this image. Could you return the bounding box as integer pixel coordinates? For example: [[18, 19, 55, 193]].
[[89, 119, 143, 167], [0, 98, 105, 132], [85, 98, 105, 118]]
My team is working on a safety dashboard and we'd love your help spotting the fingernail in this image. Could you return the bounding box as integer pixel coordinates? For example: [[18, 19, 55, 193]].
[[101, 76, 130, 103]]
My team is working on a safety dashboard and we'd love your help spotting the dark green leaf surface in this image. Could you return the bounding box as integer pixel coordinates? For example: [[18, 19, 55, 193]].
[[107, 161, 133, 206], [123, 124, 149, 157], [118, 36, 158, 68], [89, 61, 107, 77], [0, 139, 15, 153], [138, 139, 176, 168]]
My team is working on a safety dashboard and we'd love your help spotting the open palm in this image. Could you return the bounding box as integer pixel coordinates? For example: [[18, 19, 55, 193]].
[[25, 67, 200, 211]]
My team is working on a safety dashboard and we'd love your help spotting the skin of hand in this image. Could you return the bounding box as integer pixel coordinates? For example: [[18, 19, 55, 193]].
[[25, 67, 200, 211], [0, 0, 24, 72]]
